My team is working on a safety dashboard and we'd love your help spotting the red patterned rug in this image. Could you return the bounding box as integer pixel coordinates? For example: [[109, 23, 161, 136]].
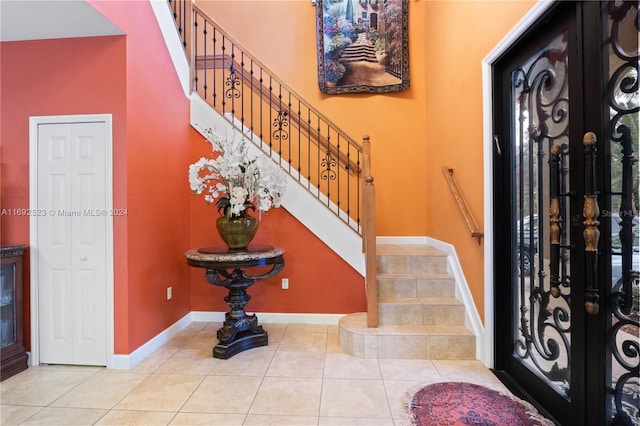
[[409, 382, 555, 426]]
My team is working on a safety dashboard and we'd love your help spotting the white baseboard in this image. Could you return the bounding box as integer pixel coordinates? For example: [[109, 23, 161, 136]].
[[376, 236, 429, 245], [107, 238, 484, 368], [426, 237, 485, 363], [108, 311, 344, 369], [109, 313, 192, 369]]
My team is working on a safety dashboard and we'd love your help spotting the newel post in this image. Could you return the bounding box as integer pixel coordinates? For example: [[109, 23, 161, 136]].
[[362, 135, 378, 327]]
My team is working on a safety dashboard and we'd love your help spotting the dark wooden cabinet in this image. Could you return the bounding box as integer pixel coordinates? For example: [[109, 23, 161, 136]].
[[1, 245, 28, 380]]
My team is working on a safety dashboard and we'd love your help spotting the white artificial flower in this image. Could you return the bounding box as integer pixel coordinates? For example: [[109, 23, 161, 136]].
[[188, 128, 287, 217]]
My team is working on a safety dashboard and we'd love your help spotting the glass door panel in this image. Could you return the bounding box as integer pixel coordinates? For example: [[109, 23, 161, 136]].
[[494, 2, 639, 424], [0, 263, 16, 348], [512, 31, 572, 400]]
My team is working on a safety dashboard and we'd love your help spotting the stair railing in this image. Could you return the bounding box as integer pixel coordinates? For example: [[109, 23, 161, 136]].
[[191, 3, 364, 233], [168, 0, 378, 326]]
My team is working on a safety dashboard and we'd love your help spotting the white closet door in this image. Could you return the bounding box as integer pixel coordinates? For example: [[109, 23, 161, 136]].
[[37, 121, 108, 366]]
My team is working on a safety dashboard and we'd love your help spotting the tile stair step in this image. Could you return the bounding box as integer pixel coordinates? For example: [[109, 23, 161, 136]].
[[377, 272, 456, 298], [338, 313, 475, 360], [377, 296, 463, 305], [376, 254, 448, 275], [377, 297, 465, 326], [416, 273, 456, 298], [377, 296, 422, 304], [377, 273, 417, 298], [376, 245, 449, 275], [337, 244, 476, 360]]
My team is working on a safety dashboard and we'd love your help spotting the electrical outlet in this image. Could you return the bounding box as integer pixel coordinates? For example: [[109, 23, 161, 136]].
[[281, 278, 289, 289], [167, 286, 172, 300]]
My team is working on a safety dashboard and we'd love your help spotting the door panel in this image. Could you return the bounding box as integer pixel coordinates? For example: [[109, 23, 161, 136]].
[[71, 123, 107, 365], [37, 122, 107, 366], [511, 29, 572, 400], [602, 2, 639, 423], [493, 2, 639, 425], [38, 124, 75, 363], [493, 6, 578, 424]]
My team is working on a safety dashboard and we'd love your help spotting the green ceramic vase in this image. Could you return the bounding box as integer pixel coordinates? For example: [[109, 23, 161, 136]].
[[216, 213, 259, 251]]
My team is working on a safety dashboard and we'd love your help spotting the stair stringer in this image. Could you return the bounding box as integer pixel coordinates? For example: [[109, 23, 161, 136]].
[[150, 0, 190, 98], [377, 236, 485, 362], [190, 94, 366, 276]]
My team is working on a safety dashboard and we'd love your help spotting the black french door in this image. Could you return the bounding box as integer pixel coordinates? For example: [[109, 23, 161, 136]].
[[492, 2, 639, 425]]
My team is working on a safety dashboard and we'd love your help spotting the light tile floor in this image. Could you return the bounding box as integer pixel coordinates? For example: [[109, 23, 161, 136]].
[[1, 322, 510, 425]]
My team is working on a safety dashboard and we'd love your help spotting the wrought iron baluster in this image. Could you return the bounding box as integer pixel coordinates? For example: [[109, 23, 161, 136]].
[[616, 125, 636, 315], [203, 20, 207, 99], [212, 26, 217, 107], [193, 12, 199, 92], [583, 132, 600, 315]]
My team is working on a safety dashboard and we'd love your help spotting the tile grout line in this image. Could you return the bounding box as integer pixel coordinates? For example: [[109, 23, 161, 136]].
[[241, 323, 285, 424], [316, 327, 329, 425]]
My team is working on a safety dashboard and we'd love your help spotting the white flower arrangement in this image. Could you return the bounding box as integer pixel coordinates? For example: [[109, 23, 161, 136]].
[[188, 128, 287, 217]]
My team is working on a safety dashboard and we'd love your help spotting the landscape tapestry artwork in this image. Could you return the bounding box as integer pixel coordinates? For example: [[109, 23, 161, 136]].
[[316, 0, 409, 94]]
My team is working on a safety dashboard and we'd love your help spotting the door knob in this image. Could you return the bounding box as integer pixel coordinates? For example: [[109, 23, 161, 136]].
[[80, 256, 87, 261]]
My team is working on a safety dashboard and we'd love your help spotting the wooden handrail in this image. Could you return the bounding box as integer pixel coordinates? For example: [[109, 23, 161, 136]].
[[442, 167, 483, 245], [191, 3, 363, 156], [194, 54, 360, 174], [362, 136, 377, 327]]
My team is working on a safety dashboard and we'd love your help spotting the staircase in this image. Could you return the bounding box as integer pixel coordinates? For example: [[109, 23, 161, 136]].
[[339, 243, 476, 359], [160, 1, 480, 360]]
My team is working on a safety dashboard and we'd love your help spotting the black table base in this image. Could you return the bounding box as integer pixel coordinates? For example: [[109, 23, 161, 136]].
[[186, 245, 285, 360], [214, 327, 268, 359]]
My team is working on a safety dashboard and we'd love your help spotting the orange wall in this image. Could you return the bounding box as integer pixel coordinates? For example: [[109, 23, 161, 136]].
[[0, 1, 197, 354], [87, 1, 194, 353], [196, 0, 537, 321], [422, 1, 536, 317], [1, 0, 366, 356], [86, 1, 365, 323], [0, 35, 129, 352], [198, 0, 430, 237], [1, 0, 536, 356]]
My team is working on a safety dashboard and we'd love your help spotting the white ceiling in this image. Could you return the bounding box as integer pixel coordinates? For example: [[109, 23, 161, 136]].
[[0, 0, 124, 42]]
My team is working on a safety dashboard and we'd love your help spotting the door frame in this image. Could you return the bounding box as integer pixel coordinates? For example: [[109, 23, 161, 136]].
[[28, 114, 114, 367], [481, 0, 555, 368]]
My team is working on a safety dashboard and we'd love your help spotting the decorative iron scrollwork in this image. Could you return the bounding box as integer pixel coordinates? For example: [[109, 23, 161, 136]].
[[321, 151, 337, 181], [272, 111, 289, 142], [604, 0, 639, 414], [608, 122, 638, 426], [225, 65, 241, 99]]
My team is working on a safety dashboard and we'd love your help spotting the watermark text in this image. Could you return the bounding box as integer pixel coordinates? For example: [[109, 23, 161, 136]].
[[1, 208, 128, 217]]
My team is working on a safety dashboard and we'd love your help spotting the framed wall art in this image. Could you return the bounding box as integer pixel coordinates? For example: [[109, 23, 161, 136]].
[[316, 0, 409, 94]]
